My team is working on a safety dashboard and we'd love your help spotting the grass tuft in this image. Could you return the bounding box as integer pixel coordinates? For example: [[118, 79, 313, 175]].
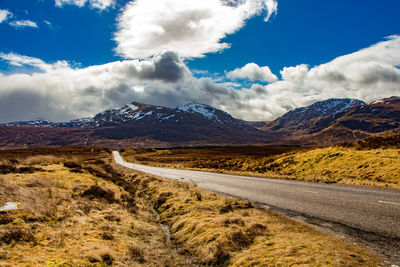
[[128, 246, 146, 263], [81, 185, 117, 203], [0, 227, 36, 245]]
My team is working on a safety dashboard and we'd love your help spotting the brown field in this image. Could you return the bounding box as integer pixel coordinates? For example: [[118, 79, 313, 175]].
[[121, 135, 400, 189], [0, 147, 189, 266], [0, 147, 380, 265]]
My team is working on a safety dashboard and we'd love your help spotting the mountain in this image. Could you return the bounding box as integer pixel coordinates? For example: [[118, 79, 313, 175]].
[[0, 102, 271, 149], [262, 97, 400, 146], [1, 97, 399, 149], [176, 102, 266, 128], [3, 119, 53, 127], [90, 102, 269, 143], [263, 98, 366, 135]]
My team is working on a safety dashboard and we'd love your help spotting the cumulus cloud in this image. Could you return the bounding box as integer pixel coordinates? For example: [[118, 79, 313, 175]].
[[0, 36, 400, 123], [55, 0, 115, 10], [9, 20, 38, 28], [226, 63, 278, 82], [114, 0, 278, 59], [0, 51, 190, 122], [0, 9, 12, 23], [278, 35, 400, 102]]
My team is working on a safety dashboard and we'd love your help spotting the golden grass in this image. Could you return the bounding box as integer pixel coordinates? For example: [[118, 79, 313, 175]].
[[121, 145, 400, 189], [261, 147, 400, 188], [143, 175, 379, 266], [0, 148, 189, 266], [0, 147, 382, 266]]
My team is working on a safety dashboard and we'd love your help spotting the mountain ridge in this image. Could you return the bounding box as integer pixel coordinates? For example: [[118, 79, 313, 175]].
[[1, 96, 399, 149]]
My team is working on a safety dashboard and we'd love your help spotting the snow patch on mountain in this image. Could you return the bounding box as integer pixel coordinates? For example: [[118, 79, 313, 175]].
[[175, 102, 231, 123], [294, 98, 365, 117], [118, 103, 139, 115], [176, 103, 216, 119]]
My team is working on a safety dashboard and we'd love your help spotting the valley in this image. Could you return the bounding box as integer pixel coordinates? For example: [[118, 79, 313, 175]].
[[120, 134, 400, 189], [0, 147, 382, 266]]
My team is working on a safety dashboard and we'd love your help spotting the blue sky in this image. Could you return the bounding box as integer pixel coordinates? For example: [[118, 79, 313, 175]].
[[0, 0, 399, 122], [190, 0, 400, 75], [1, 0, 399, 74]]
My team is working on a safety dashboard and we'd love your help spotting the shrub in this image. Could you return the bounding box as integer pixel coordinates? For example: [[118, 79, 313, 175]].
[[246, 223, 268, 239], [78, 203, 92, 215], [128, 246, 145, 263], [227, 231, 252, 249], [0, 228, 36, 244], [212, 243, 230, 266], [101, 253, 114, 266], [223, 218, 244, 226], [0, 165, 17, 174], [104, 215, 121, 222], [81, 185, 116, 203], [102, 231, 114, 240], [121, 194, 138, 214], [154, 192, 172, 209], [17, 166, 43, 174], [219, 203, 233, 214], [0, 214, 13, 225]]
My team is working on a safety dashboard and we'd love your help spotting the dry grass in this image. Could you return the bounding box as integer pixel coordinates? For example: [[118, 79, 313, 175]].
[[0, 146, 382, 266], [121, 142, 400, 189], [142, 175, 380, 266], [259, 147, 400, 188], [0, 147, 189, 266]]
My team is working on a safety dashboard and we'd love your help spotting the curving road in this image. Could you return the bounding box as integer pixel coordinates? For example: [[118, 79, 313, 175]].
[[113, 151, 400, 262]]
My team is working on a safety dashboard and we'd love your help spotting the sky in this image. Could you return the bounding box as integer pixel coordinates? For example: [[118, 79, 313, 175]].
[[0, 0, 399, 123]]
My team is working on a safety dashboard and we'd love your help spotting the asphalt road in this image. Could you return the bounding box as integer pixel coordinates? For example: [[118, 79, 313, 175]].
[[113, 151, 400, 262]]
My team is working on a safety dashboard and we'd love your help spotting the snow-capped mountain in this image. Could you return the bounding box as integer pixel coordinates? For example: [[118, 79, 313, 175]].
[[263, 98, 366, 132], [262, 97, 400, 146], [1, 97, 399, 149], [176, 103, 231, 123]]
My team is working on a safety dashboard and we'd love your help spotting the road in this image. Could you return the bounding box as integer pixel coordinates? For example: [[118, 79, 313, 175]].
[[113, 151, 400, 262]]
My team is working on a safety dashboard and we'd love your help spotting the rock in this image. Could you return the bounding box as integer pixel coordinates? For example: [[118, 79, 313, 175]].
[[0, 202, 19, 212]]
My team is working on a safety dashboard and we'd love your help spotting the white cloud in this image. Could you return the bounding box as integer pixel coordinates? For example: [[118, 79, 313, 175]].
[[264, 0, 278, 21], [114, 0, 278, 59], [0, 9, 12, 23], [218, 81, 242, 87], [278, 35, 400, 103], [55, 0, 115, 10], [0, 36, 399, 123], [0, 51, 191, 122], [226, 63, 278, 82], [89, 0, 115, 10], [1, 9, 39, 29], [9, 20, 38, 28], [55, 0, 87, 8], [0, 53, 69, 72]]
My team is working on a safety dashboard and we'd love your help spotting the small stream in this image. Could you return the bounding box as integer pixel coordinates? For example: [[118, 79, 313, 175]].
[[150, 205, 174, 250]]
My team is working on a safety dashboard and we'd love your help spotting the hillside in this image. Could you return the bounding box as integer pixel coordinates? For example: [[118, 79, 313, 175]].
[[0, 147, 379, 265], [262, 97, 400, 146], [121, 134, 400, 189]]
